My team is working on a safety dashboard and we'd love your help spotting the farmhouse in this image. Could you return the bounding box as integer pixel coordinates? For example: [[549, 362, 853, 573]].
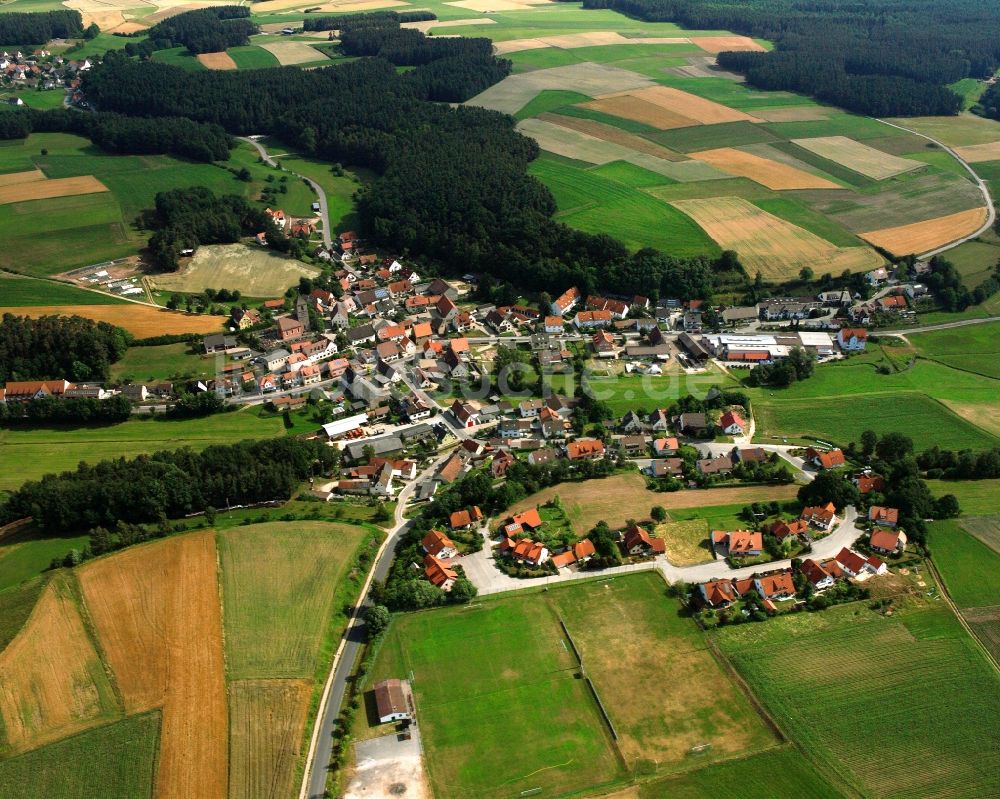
[[373, 679, 413, 724], [623, 525, 666, 556], [869, 506, 900, 527], [423, 530, 458, 559], [424, 555, 459, 591]]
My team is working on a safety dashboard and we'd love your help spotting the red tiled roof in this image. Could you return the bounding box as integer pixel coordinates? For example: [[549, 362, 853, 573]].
[[870, 528, 901, 551], [869, 506, 899, 525], [512, 508, 543, 530], [422, 530, 456, 557]]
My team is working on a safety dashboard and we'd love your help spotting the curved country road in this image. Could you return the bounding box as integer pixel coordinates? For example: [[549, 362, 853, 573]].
[[240, 136, 334, 249], [876, 118, 996, 258]]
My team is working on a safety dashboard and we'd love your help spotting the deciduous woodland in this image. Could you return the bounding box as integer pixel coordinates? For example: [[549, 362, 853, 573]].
[[77, 16, 730, 297], [578, 0, 1000, 116]]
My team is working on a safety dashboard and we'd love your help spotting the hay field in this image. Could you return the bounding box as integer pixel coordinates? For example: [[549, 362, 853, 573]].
[[653, 518, 713, 566], [793, 136, 923, 179], [402, 17, 495, 32], [260, 42, 326, 66], [466, 62, 653, 115], [197, 51, 237, 70], [0, 176, 108, 205], [537, 113, 685, 160], [961, 516, 1000, 555], [671, 197, 882, 278], [79, 532, 227, 799], [690, 147, 840, 189], [494, 31, 689, 54], [551, 574, 777, 766], [0, 169, 45, 187], [228, 679, 312, 799], [217, 521, 370, 679], [0, 575, 118, 754], [753, 106, 831, 122], [954, 140, 1000, 163], [596, 85, 760, 125], [447, 0, 551, 11], [859, 206, 989, 256], [151, 243, 320, 297], [691, 35, 766, 54], [581, 94, 699, 130], [0, 303, 223, 336]]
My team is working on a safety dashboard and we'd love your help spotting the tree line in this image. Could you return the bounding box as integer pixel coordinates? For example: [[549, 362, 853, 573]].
[[0, 314, 130, 383], [0, 438, 337, 533], [0, 394, 132, 426], [918, 446, 1000, 481], [0, 107, 232, 163], [0, 10, 83, 44], [577, 0, 1000, 117], [143, 6, 257, 54], [302, 9, 435, 32], [146, 186, 288, 271], [79, 29, 739, 299]]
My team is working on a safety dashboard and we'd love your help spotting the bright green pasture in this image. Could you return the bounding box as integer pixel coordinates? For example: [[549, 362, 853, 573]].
[[109, 343, 216, 383], [0, 530, 89, 591], [0, 576, 48, 647], [716, 601, 1000, 799], [926, 480, 1000, 517], [227, 45, 280, 69], [928, 519, 1000, 608], [908, 322, 1000, 379], [0, 273, 126, 306]]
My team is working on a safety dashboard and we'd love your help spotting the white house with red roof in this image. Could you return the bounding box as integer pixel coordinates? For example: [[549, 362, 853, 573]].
[[719, 410, 746, 435], [837, 327, 868, 351]]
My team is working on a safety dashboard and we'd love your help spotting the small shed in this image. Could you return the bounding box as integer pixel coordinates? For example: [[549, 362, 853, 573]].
[[374, 678, 412, 724]]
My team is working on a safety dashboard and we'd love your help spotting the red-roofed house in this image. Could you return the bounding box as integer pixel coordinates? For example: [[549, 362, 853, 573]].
[[869, 506, 899, 527], [770, 518, 809, 541], [624, 525, 666, 556], [837, 328, 868, 351], [550, 287, 580, 317], [424, 555, 458, 591], [800, 558, 835, 590], [800, 502, 837, 532], [566, 439, 605, 461], [511, 538, 549, 566], [870, 528, 907, 555], [855, 473, 886, 494], [511, 508, 543, 531], [719, 410, 746, 435], [835, 547, 869, 578], [806, 447, 846, 469], [753, 571, 796, 601], [699, 579, 737, 608], [422, 530, 458, 559], [450, 506, 484, 530], [712, 530, 763, 557]]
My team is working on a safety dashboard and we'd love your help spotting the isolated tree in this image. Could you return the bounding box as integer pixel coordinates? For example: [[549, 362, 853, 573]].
[[651, 505, 667, 523], [364, 605, 390, 638]]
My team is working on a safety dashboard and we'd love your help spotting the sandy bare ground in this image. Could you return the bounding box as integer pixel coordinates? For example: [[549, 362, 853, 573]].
[[466, 62, 654, 115], [79, 532, 228, 799], [0, 169, 45, 187], [954, 140, 1000, 163], [261, 41, 326, 65], [197, 51, 237, 70], [793, 135, 923, 179], [690, 146, 840, 189], [0, 175, 108, 205], [672, 196, 882, 280], [691, 35, 766, 54], [859, 206, 989, 256], [345, 731, 429, 799]]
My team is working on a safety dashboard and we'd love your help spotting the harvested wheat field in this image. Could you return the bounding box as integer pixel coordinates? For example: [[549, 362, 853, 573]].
[[671, 196, 883, 279], [228, 679, 312, 799], [0, 304, 223, 336], [494, 31, 689, 53], [582, 94, 698, 130], [664, 54, 743, 81], [0, 176, 108, 205], [261, 41, 325, 65], [954, 140, 1000, 163], [859, 206, 989, 256], [315, 0, 407, 8], [752, 106, 831, 122], [0, 169, 45, 187], [143, 2, 213, 24], [197, 51, 237, 70], [402, 17, 494, 32], [517, 118, 637, 163], [691, 35, 766, 54], [79, 532, 227, 799], [690, 147, 840, 189], [0, 575, 119, 754], [793, 135, 923, 179], [537, 113, 686, 160], [591, 85, 759, 126]]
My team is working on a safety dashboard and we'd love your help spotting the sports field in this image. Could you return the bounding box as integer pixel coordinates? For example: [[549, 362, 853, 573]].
[[150, 243, 320, 297], [717, 600, 1000, 799], [0, 410, 284, 492], [79, 532, 228, 799], [0, 303, 224, 337]]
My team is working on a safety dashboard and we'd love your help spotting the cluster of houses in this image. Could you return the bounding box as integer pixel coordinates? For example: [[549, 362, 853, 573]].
[[1, 49, 91, 103], [256, 207, 317, 246], [0, 378, 121, 403], [697, 546, 890, 613]]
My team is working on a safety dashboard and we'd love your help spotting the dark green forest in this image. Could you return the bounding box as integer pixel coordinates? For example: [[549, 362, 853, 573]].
[[0, 10, 83, 45], [578, 0, 1000, 116], [143, 6, 256, 54], [0, 315, 130, 383]]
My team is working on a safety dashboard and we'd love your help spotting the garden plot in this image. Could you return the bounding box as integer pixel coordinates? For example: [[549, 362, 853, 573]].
[[537, 112, 686, 160], [793, 135, 924, 179], [672, 196, 882, 279], [859, 206, 989, 256], [690, 147, 840, 189], [260, 41, 326, 65], [466, 62, 654, 115]]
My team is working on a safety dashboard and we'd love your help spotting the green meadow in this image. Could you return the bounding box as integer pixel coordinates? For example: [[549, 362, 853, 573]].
[[0, 273, 126, 306]]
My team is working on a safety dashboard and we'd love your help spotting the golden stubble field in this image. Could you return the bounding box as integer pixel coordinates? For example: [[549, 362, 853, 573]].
[[859, 206, 989, 256], [0, 176, 108, 205], [78, 532, 228, 799], [0, 304, 224, 337]]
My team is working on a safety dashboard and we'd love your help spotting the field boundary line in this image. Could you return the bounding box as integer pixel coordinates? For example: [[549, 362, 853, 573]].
[[925, 557, 1000, 675]]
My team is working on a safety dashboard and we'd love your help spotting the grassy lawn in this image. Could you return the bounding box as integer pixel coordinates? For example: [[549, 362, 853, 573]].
[[217, 521, 374, 680], [365, 591, 622, 799], [109, 343, 217, 383], [927, 519, 1000, 609], [550, 573, 778, 772], [0, 410, 284, 492], [0, 273, 126, 306], [716, 600, 1000, 799], [652, 518, 714, 565], [0, 528, 89, 592], [0, 712, 160, 799], [926, 479, 1000, 516]]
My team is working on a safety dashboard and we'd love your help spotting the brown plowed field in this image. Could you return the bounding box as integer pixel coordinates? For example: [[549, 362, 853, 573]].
[[0, 575, 119, 753], [690, 147, 840, 189], [537, 113, 685, 160], [0, 304, 224, 336], [0, 176, 108, 205], [79, 532, 228, 799], [859, 206, 989, 256], [197, 51, 238, 70]]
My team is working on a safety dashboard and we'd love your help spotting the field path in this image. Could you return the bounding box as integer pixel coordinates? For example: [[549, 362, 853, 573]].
[[241, 137, 332, 249], [876, 118, 995, 258]]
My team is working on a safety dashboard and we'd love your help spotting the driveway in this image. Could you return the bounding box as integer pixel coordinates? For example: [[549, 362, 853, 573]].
[[345, 729, 428, 799]]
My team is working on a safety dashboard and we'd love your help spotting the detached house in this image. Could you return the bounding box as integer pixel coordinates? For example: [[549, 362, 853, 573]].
[[699, 579, 737, 608], [869, 506, 900, 527], [424, 555, 458, 591], [449, 506, 484, 531], [423, 530, 458, 559], [712, 530, 763, 557], [719, 410, 746, 435], [800, 502, 837, 532], [806, 447, 846, 470], [870, 528, 907, 555], [837, 327, 868, 351], [566, 439, 605, 461], [550, 287, 580, 317], [754, 571, 796, 601], [800, 558, 835, 591], [623, 525, 666, 556]]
